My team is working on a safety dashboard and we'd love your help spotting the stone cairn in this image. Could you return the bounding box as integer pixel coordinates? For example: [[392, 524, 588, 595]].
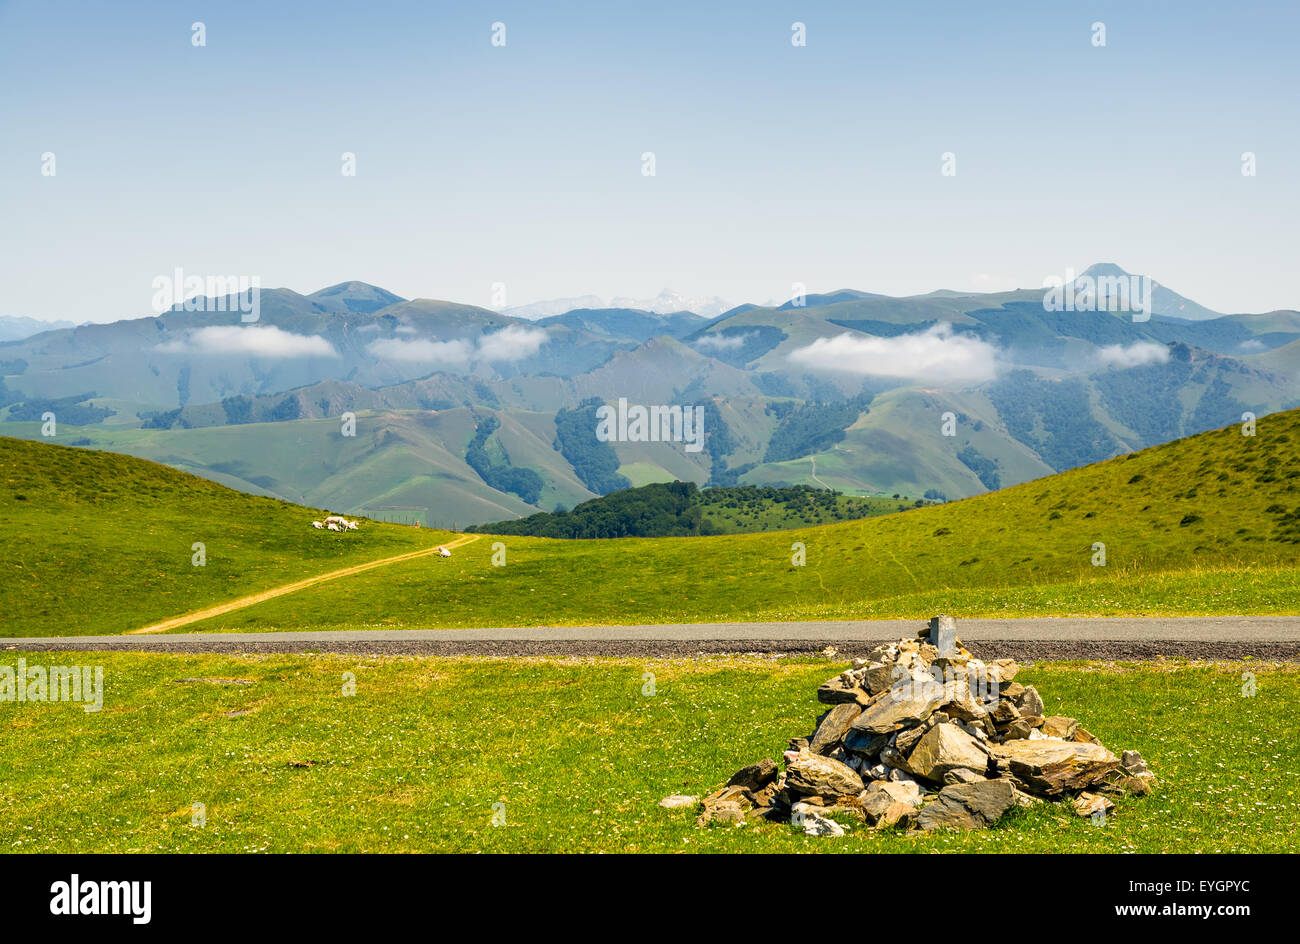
[[665, 616, 1156, 835]]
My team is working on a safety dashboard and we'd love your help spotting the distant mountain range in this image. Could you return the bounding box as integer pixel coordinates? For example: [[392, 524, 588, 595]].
[[0, 315, 77, 342], [3, 264, 1297, 525]]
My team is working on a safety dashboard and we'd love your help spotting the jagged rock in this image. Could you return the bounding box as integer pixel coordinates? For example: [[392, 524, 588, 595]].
[[817, 673, 871, 706], [866, 643, 897, 664], [903, 723, 989, 782], [1014, 685, 1045, 718], [785, 751, 865, 799], [727, 758, 779, 793], [1003, 716, 1044, 740], [750, 781, 782, 808], [788, 737, 810, 753], [860, 789, 894, 823], [895, 716, 937, 754], [1073, 791, 1115, 818], [942, 767, 987, 786], [917, 780, 1017, 831], [809, 703, 863, 754], [658, 794, 698, 809], [863, 779, 924, 808], [850, 681, 947, 735], [990, 701, 1021, 724], [1042, 715, 1078, 739], [990, 740, 1120, 795], [1072, 727, 1102, 745], [863, 662, 902, 694], [991, 658, 1020, 683], [881, 801, 918, 829], [1122, 750, 1154, 778], [698, 785, 751, 826], [843, 729, 890, 759]]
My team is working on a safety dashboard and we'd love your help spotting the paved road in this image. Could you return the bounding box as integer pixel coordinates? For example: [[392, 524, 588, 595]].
[[5, 616, 1298, 659]]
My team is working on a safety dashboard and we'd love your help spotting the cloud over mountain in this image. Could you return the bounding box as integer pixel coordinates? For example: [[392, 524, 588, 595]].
[[367, 326, 548, 365], [367, 337, 474, 364], [476, 326, 548, 361], [787, 324, 1001, 385], [1094, 341, 1171, 369], [156, 326, 338, 358]]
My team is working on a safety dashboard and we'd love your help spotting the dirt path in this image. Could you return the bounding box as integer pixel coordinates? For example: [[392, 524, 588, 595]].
[[126, 534, 481, 635]]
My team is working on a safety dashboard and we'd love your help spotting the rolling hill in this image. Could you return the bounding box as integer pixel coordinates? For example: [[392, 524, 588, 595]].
[[0, 436, 449, 636], [5, 408, 1298, 637]]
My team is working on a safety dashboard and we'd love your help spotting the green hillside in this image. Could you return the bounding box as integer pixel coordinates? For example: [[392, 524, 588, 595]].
[[2, 408, 597, 527], [15, 408, 1287, 638], [0, 436, 447, 635]]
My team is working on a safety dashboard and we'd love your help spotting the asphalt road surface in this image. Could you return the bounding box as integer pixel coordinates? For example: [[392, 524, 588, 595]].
[[5, 616, 1298, 660]]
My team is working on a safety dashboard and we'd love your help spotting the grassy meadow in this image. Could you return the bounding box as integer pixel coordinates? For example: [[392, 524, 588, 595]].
[[150, 411, 1300, 633], [1, 652, 1294, 853], [2, 407, 1299, 637], [0, 437, 446, 636]]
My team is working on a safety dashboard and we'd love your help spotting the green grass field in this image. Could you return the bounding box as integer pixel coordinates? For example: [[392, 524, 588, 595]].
[[140, 411, 1300, 633], [0, 437, 447, 636], [1, 653, 1293, 853], [3, 408, 1299, 637]]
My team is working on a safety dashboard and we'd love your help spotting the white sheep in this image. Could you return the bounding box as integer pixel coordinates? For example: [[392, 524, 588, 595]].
[[311, 521, 324, 529], [437, 546, 451, 558], [327, 522, 341, 532], [345, 520, 359, 530]]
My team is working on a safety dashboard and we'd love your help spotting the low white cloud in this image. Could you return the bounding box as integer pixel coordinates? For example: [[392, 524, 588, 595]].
[[1238, 339, 1266, 353], [1093, 341, 1170, 369], [695, 332, 752, 351], [156, 325, 338, 358], [787, 324, 1000, 385], [476, 325, 548, 361], [368, 337, 473, 364], [367, 325, 548, 365]]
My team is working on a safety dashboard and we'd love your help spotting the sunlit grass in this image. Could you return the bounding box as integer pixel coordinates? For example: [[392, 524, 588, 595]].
[[2, 653, 1295, 853]]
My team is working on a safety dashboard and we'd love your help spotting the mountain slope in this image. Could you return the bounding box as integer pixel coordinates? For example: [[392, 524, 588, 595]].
[[123, 408, 1300, 634], [0, 436, 446, 636]]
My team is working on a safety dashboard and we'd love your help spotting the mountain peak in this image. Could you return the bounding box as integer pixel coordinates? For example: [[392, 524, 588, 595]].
[[1080, 263, 1132, 279], [309, 282, 405, 314]]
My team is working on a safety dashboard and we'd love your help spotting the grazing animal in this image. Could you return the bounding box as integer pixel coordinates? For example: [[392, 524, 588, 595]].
[[327, 522, 341, 532], [437, 546, 451, 558], [345, 520, 359, 530], [311, 521, 324, 529], [323, 515, 348, 528]]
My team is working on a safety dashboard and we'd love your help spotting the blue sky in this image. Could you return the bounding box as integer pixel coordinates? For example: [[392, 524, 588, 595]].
[[2, 0, 1297, 322]]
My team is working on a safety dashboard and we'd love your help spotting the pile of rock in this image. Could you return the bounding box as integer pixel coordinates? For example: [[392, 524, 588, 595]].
[[679, 616, 1156, 835]]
